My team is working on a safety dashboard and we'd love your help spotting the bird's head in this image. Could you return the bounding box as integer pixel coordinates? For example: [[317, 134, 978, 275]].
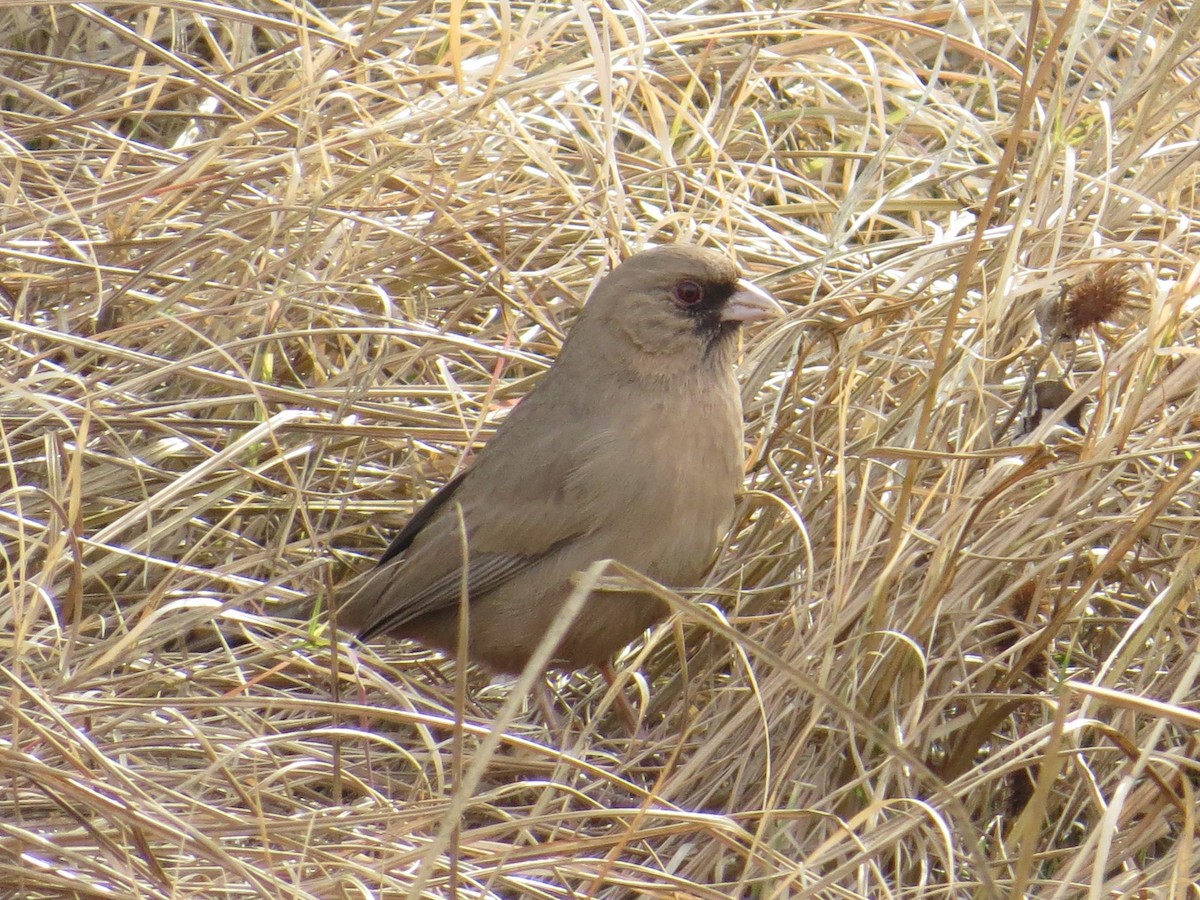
[[573, 244, 783, 379]]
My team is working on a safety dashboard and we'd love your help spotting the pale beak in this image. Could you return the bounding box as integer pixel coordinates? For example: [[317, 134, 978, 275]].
[[721, 279, 785, 322]]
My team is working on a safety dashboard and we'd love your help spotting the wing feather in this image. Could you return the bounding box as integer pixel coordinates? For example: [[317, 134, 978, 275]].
[[339, 388, 612, 636], [355, 535, 577, 639]]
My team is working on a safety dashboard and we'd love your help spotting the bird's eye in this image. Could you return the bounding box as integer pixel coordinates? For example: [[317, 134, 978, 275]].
[[673, 280, 704, 307]]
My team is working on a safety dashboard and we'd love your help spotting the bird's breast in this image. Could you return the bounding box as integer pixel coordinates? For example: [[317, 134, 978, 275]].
[[569, 377, 744, 584]]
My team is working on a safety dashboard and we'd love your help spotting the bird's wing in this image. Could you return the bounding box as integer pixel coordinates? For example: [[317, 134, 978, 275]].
[[353, 532, 578, 640], [377, 468, 470, 566], [340, 396, 613, 638]]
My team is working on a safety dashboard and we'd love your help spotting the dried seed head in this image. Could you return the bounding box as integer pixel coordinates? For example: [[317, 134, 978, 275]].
[[1066, 266, 1133, 334], [1036, 266, 1134, 342]]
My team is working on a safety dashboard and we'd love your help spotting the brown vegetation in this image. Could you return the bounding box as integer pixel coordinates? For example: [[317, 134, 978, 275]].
[[3, 1, 1199, 896]]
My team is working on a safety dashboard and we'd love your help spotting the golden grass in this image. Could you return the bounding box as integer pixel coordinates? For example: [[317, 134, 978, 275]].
[[3, 1, 1199, 896]]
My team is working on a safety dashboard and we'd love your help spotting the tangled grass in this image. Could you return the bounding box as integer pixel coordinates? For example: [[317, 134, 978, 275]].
[[3, 1, 1199, 896]]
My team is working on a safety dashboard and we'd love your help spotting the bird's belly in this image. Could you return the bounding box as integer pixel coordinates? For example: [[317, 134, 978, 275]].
[[404, 581, 669, 672]]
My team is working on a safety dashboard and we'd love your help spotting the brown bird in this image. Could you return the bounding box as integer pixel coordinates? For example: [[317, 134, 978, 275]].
[[335, 244, 783, 679], [1021, 379, 1089, 435]]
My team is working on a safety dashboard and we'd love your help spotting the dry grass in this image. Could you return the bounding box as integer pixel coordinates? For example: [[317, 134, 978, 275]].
[[3, 1, 1200, 896]]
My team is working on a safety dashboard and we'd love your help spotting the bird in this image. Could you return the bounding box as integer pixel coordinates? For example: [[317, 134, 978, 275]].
[[334, 244, 783, 682], [1020, 379, 1089, 435]]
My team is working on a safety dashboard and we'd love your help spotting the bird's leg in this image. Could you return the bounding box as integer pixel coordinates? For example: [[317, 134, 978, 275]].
[[598, 661, 640, 735], [533, 678, 562, 731]]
